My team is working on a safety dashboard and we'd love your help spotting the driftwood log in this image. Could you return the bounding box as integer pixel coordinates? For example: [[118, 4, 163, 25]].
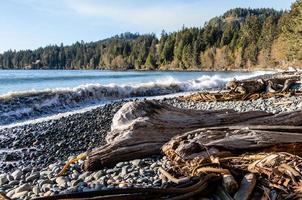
[[182, 72, 302, 102], [162, 126, 302, 170], [84, 100, 302, 171], [226, 72, 301, 94]]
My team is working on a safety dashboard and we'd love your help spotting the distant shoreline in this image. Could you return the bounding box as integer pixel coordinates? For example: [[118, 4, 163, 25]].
[[0, 68, 280, 72]]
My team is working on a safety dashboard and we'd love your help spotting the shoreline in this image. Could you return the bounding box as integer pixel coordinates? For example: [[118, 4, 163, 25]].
[[0, 68, 282, 72]]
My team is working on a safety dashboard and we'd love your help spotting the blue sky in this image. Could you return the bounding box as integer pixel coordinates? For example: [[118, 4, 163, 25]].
[[0, 0, 295, 52]]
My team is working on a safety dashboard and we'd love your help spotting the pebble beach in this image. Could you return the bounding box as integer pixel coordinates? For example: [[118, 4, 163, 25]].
[[1, 94, 302, 199]]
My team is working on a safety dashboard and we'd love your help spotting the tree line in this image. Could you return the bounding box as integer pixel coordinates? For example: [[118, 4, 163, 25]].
[[0, 0, 301, 70]]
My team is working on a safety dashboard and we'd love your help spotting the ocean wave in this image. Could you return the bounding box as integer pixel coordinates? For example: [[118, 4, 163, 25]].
[[0, 71, 271, 125], [0, 73, 153, 84]]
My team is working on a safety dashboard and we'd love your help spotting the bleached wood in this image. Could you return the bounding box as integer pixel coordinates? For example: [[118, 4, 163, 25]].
[[84, 100, 302, 171]]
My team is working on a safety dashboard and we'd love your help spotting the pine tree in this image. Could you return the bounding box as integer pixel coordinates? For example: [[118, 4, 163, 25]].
[[274, 0, 302, 62]]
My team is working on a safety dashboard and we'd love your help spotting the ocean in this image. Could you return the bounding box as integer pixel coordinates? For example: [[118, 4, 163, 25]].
[[0, 70, 271, 126]]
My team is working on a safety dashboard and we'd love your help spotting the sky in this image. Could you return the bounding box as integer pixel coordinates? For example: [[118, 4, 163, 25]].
[[0, 0, 296, 53]]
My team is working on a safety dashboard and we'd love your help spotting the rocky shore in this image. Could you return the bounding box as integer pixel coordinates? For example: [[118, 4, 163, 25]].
[[1, 94, 302, 199], [0, 102, 122, 173]]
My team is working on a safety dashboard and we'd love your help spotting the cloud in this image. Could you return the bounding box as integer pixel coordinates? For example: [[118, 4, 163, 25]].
[[64, 0, 212, 31]]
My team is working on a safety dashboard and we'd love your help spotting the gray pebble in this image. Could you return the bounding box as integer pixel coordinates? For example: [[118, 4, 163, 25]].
[[41, 183, 52, 192], [0, 174, 8, 186], [25, 172, 40, 182], [32, 186, 40, 195], [93, 171, 104, 180], [131, 159, 142, 167], [11, 169, 23, 180], [56, 177, 69, 188], [14, 183, 32, 193], [11, 191, 29, 199]]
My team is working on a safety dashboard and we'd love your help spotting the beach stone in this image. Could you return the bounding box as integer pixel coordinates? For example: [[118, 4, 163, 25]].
[[56, 176, 69, 188], [41, 183, 52, 192], [137, 177, 149, 183], [84, 175, 94, 182], [6, 189, 15, 198], [48, 164, 56, 170], [15, 183, 32, 193], [11, 191, 29, 199], [153, 179, 162, 186], [93, 171, 104, 180], [120, 166, 128, 177], [6, 174, 14, 182], [77, 181, 87, 188], [22, 166, 32, 173], [32, 186, 40, 195], [71, 179, 82, 187], [43, 191, 52, 197], [118, 183, 128, 188], [8, 180, 19, 186], [131, 159, 142, 167], [94, 183, 105, 190], [107, 179, 114, 185], [40, 171, 52, 177], [52, 166, 61, 174], [25, 172, 40, 182], [0, 174, 8, 186], [38, 179, 53, 187], [95, 177, 106, 185], [150, 163, 157, 169], [64, 187, 77, 194], [70, 173, 79, 180], [116, 162, 125, 168], [11, 169, 23, 180], [107, 185, 115, 189], [106, 168, 119, 174], [78, 172, 90, 180]]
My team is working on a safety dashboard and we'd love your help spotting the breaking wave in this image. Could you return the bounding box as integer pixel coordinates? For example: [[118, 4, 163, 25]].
[[0, 71, 270, 125]]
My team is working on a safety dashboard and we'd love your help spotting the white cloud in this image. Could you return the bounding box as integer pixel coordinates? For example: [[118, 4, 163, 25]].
[[64, 0, 212, 31]]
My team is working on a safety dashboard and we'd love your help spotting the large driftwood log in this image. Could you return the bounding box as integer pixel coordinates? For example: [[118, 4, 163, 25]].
[[84, 100, 302, 171]]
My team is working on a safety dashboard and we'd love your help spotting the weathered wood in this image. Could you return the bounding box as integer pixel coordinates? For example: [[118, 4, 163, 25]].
[[162, 126, 302, 198], [162, 126, 302, 171], [182, 72, 302, 102], [158, 167, 190, 184], [234, 173, 257, 200], [84, 100, 302, 171], [222, 174, 238, 194]]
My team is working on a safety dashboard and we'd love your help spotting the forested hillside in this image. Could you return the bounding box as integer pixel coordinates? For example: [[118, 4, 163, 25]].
[[0, 0, 301, 70]]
